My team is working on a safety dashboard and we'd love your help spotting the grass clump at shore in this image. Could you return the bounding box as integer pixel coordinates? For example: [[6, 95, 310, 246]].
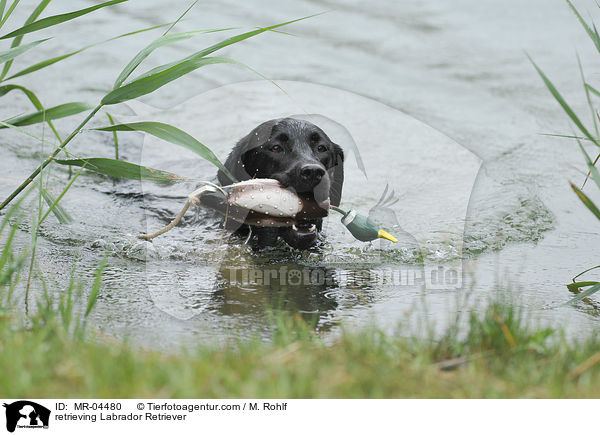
[[2, 275, 600, 398]]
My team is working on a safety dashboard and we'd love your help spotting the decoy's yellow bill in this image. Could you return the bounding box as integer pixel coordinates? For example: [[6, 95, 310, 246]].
[[377, 229, 398, 243]]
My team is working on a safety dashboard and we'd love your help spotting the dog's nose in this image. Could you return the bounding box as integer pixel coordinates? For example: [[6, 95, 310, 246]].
[[299, 164, 325, 185]]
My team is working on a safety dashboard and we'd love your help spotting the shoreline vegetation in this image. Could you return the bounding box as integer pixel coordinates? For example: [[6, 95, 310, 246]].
[[2, 268, 600, 398]]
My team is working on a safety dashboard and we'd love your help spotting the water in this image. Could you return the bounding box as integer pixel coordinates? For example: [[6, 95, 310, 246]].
[[2, 0, 600, 348]]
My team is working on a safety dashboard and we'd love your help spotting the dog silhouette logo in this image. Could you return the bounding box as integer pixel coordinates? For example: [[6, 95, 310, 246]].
[[3, 401, 50, 432]]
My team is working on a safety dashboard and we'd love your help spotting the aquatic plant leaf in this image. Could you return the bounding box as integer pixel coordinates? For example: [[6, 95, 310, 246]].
[[0, 0, 51, 79], [105, 112, 119, 160], [39, 185, 72, 224], [85, 259, 106, 317], [0, 102, 93, 127], [0, 0, 127, 40], [113, 28, 235, 89], [5, 22, 168, 80], [567, 0, 600, 53], [93, 121, 237, 183], [0, 0, 22, 29], [0, 84, 66, 141], [0, 37, 48, 64], [570, 181, 600, 220], [530, 56, 599, 146], [563, 282, 600, 306], [0, 0, 7, 24], [576, 138, 600, 189], [39, 166, 85, 225], [54, 157, 191, 184], [103, 15, 316, 104], [103, 56, 245, 105], [567, 281, 599, 292]]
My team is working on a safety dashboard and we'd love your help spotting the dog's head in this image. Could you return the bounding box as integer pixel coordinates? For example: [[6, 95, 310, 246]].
[[218, 118, 344, 249]]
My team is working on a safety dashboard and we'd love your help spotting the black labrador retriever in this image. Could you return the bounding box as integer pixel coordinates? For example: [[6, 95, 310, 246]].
[[204, 117, 344, 250]]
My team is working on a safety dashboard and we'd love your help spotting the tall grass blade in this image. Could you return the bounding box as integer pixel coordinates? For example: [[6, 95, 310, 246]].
[[0, 38, 48, 64], [567, 281, 599, 291], [5, 23, 169, 81], [585, 83, 600, 98], [85, 259, 106, 317], [105, 112, 119, 160], [0, 0, 21, 29], [0, 105, 102, 212], [104, 15, 315, 104], [163, 0, 198, 36], [577, 54, 599, 137], [103, 56, 243, 105], [1, 102, 93, 128], [575, 138, 600, 189], [0, 0, 7, 24], [570, 181, 600, 220], [1, 0, 51, 79], [530, 55, 599, 146], [39, 185, 72, 224], [54, 157, 192, 184], [39, 166, 84, 225], [0, 0, 127, 40], [93, 121, 236, 182], [0, 224, 18, 274], [563, 282, 600, 305], [113, 28, 234, 89], [0, 84, 62, 141], [567, 0, 600, 53]]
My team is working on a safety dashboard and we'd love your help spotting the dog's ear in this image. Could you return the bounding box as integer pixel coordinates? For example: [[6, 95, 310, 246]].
[[329, 143, 344, 206], [218, 120, 279, 185]]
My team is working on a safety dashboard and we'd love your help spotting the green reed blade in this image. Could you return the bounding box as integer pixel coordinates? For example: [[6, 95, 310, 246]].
[[5, 22, 169, 81], [567, 0, 600, 53], [0, 0, 126, 40], [1, 102, 93, 128], [39, 185, 72, 224], [0, 0, 7, 23], [0, 37, 48, 64], [563, 282, 600, 306], [0, 85, 64, 142], [113, 28, 235, 89], [93, 121, 237, 183], [530, 55, 600, 147], [575, 137, 600, 189], [1, 0, 51, 79], [85, 259, 106, 318], [39, 166, 85, 225], [104, 57, 241, 105], [570, 181, 600, 220], [567, 281, 599, 292], [54, 157, 192, 184], [0, 0, 21, 29], [104, 14, 316, 103], [105, 112, 119, 160]]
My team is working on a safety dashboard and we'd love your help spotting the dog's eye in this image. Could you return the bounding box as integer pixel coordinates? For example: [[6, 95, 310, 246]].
[[310, 132, 320, 143], [270, 144, 283, 153], [317, 144, 328, 153]]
